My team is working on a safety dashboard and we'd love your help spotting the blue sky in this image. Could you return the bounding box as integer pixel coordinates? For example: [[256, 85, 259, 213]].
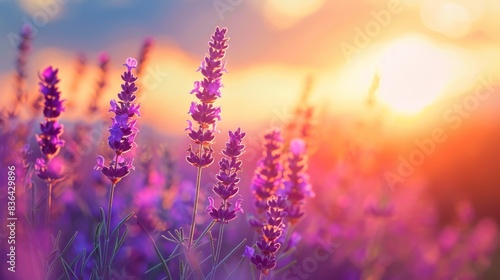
[[0, 0, 261, 73]]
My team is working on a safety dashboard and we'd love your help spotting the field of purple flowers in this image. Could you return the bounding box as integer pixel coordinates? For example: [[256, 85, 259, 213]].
[[0, 23, 499, 280]]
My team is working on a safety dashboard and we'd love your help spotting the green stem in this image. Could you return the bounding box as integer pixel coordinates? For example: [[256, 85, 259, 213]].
[[44, 180, 53, 279], [101, 153, 121, 279], [225, 255, 246, 280], [188, 144, 203, 250], [193, 220, 216, 248], [106, 183, 116, 240], [137, 221, 172, 280], [102, 182, 116, 280], [283, 223, 295, 252], [210, 223, 225, 280]]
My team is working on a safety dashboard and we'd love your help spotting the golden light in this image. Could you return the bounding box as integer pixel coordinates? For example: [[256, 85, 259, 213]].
[[18, 0, 66, 20], [481, 1, 500, 38], [376, 35, 465, 115], [420, 0, 483, 38], [262, 0, 325, 29]]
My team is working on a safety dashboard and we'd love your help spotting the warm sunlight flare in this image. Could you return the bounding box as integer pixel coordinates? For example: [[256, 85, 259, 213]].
[[376, 36, 463, 115], [262, 0, 325, 28], [420, 0, 482, 38]]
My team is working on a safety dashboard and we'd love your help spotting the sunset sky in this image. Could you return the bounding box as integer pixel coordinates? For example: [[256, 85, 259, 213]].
[[1, 0, 500, 135]]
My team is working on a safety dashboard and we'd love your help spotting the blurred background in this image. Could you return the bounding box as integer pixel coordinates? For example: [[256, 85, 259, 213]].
[[1, 0, 500, 279]]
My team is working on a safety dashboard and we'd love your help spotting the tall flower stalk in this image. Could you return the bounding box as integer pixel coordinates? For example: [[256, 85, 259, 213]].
[[34, 66, 65, 279], [247, 196, 288, 278], [88, 52, 110, 114], [249, 129, 284, 229], [94, 57, 140, 280], [282, 138, 314, 225], [13, 24, 33, 115], [185, 26, 228, 249], [281, 138, 314, 250], [35, 66, 65, 228], [205, 128, 245, 279]]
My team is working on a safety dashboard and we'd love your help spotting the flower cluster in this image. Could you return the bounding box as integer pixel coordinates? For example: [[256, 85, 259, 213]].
[[206, 128, 246, 223], [94, 57, 140, 184], [35, 66, 65, 181], [186, 27, 228, 168], [282, 138, 314, 224], [250, 129, 284, 215], [247, 196, 288, 275]]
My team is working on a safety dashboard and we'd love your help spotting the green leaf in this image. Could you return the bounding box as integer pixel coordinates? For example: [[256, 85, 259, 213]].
[[225, 255, 246, 280], [277, 247, 297, 261], [193, 220, 216, 248], [216, 238, 247, 270], [137, 220, 172, 280], [99, 207, 106, 232], [114, 227, 129, 255], [60, 231, 78, 257], [110, 211, 134, 239], [61, 258, 79, 280], [273, 260, 297, 275], [161, 234, 177, 243]]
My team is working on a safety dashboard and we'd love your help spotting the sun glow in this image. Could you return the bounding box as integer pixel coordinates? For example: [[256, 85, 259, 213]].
[[262, 0, 325, 28], [376, 36, 465, 115]]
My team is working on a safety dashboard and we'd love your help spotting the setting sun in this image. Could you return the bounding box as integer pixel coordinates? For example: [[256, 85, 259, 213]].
[[376, 35, 465, 114], [2, 1, 500, 279]]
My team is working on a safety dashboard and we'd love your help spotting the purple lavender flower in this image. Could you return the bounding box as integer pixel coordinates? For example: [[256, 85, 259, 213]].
[[206, 128, 246, 223], [186, 27, 228, 168], [14, 24, 32, 105], [282, 138, 314, 225], [136, 37, 153, 76], [89, 52, 110, 113], [36, 66, 65, 165], [94, 57, 140, 184], [250, 129, 284, 215], [249, 195, 287, 276], [34, 158, 63, 182]]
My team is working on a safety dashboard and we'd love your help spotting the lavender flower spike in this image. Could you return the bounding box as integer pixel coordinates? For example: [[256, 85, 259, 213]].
[[206, 128, 246, 223], [250, 129, 284, 214], [186, 26, 228, 168], [36, 66, 65, 162], [14, 24, 33, 105], [94, 57, 140, 184], [249, 196, 288, 276], [282, 138, 314, 224]]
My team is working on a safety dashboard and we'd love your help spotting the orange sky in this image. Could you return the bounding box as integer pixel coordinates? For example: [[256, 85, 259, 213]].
[[2, 0, 500, 137]]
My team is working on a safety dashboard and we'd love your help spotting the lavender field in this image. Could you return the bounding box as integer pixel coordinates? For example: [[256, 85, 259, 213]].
[[1, 1, 500, 279]]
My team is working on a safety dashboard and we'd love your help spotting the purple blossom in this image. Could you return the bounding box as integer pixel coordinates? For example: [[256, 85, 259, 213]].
[[136, 37, 153, 76], [243, 246, 255, 259], [186, 27, 228, 168], [206, 128, 246, 224], [250, 129, 284, 215], [250, 195, 287, 275], [89, 51, 110, 113], [34, 158, 64, 182], [14, 24, 33, 105], [95, 57, 140, 184], [36, 66, 65, 167], [282, 138, 314, 224]]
